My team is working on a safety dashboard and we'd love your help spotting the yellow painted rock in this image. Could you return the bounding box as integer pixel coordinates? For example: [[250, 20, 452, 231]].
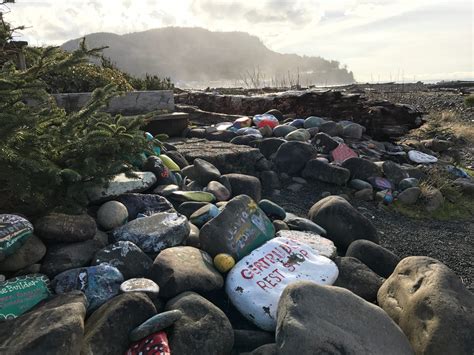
[[214, 253, 236, 273], [159, 154, 180, 172]]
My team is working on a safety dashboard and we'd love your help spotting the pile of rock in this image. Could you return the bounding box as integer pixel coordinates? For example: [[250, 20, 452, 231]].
[[1, 138, 472, 354]]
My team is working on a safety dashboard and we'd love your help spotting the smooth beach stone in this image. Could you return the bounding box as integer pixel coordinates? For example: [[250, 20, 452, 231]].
[[275, 230, 337, 259], [304, 116, 326, 128], [408, 150, 438, 164], [86, 172, 157, 203], [285, 129, 311, 142], [112, 212, 190, 253], [258, 199, 286, 220], [289, 119, 305, 128], [153, 184, 179, 196], [129, 310, 183, 342], [114, 193, 174, 220], [0, 274, 52, 320], [190, 204, 220, 227], [177, 201, 209, 218], [96, 200, 128, 230], [35, 213, 97, 243], [0, 214, 34, 261], [205, 181, 231, 201], [273, 125, 296, 137], [120, 278, 160, 295], [349, 179, 373, 191], [226, 237, 339, 331], [284, 213, 327, 237], [0, 235, 46, 272], [199, 195, 275, 260], [399, 177, 419, 191], [53, 264, 124, 311], [193, 158, 221, 185], [170, 190, 216, 203], [126, 331, 171, 355]]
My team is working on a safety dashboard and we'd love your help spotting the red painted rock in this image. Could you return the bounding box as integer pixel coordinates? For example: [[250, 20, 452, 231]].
[[330, 143, 358, 163], [126, 331, 170, 355]]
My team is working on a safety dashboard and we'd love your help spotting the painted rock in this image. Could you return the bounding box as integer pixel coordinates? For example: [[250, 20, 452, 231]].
[[159, 155, 181, 172], [52, 264, 123, 311], [170, 191, 216, 203], [120, 278, 160, 295], [275, 230, 337, 259], [190, 204, 220, 227], [86, 172, 157, 203], [126, 331, 171, 355], [129, 310, 183, 342], [331, 143, 358, 163], [200, 195, 275, 260], [408, 150, 438, 164], [233, 116, 252, 129], [226, 237, 338, 331], [368, 177, 394, 191], [0, 214, 33, 261], [0, 274, 52, 320], [112, 212, 190, 253], [214, 253, 236, 273]]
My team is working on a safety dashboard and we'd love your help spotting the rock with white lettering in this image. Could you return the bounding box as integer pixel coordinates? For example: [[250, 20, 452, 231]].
[[0, 274, 52, 320], [0, 214, 34, 261], [53, 264, 124, 311], [200, 195, 275, 260], [226, 237, 338, 331], [275, 230, 336, 259]]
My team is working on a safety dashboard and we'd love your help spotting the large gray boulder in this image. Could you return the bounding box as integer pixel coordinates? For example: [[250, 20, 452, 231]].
[[378, 256, 474, 355], [341, 157, 382, 181], [149, 246, 223, 298], [81, 292, 156, 355], [308, 196, 378, 250], [0, 291, 87, 355], [302, 159, 350, 186], [35, 213, 97, 243], [274, 141, 316, 175], [276, 281, 413, 355], [165, 291, 234, 355]]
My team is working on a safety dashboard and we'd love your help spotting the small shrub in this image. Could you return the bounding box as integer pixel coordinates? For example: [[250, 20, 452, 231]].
[[464, 94, 474, 108]]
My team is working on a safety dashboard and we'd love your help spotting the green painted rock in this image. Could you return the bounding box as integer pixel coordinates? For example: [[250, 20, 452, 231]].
[[0, 214, 33, 261], [170, 191, 216, 203], [199, 195, 275, 260], [0, 274, 52, 320], [190, 204, 220, 227]]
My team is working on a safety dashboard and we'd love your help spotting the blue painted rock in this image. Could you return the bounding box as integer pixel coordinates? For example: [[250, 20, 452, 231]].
[[120, 278, 160, 295], [0, 214, 33, 261], [289, 119, 305, 128], [226, 237, 339, 331], [53, 264, 123, 311], [126, 331, 171, 355], [190, 204, 220, 227], [129, 310, 183, 341], [199, 195, 275, 260], [0, 274, 52, 320], [112, 212, 190, 253]]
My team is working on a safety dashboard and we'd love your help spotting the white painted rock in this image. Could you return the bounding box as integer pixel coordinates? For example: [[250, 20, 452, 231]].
[[87, 172, 157, 203], [225, 237, 339, 331], [275, 230, 337, 259], [408, 150, 438, 164]]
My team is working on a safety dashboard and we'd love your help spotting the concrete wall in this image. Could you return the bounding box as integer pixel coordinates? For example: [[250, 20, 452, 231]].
[[53, 90, 174, 115]]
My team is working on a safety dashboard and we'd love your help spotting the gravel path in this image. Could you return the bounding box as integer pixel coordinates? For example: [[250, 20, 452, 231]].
[[266, 180, 474, 291]]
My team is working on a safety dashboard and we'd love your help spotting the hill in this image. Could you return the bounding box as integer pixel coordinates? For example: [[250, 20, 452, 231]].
[[62, 27, 355, 86]]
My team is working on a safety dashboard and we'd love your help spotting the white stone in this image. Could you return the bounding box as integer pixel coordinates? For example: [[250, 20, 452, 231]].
[[87, 172, 157, 203], [275, 230, 337, 259], [225, 237, 339, 331], [408, 150, 438, 164], [97, 201, 129, 230]]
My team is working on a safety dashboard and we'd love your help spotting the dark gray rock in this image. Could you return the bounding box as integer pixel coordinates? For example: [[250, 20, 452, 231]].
[[143, 155, 177, 185], [234, 329, 274, 353], [397, 187, 421, 205], [82, 292, 156, 355], [311, 132, 339, 154], [276, 281, 414, 355], [349, 178, 373, 191], [193, 158, 221, 185], [302, 159, 350, 186], [341, 157, 382, 181], [129, 309, 183, 342], [265, 109, 283, 121], [308, 196, 378, 250], [319, 121, 343, 136], [334, 256, 384, 302], [354, 188, 374, 201], [112, 212, 190, 253], [0, 235, 46, 272], [274, 141, 316, 175], [273, 125, 296, 137], [231, 135, 262, 146], [378, 256, 474, 355], [0, 292, 87, 355], [150, 246, 223, 298], [114, 193, 174, 220], [284, 213, 327, 236], [257, 138, 286, 159], [205, 181, 231, 201], [165, 291, 234, 355], [223, 173, 262, 202], [165, 150, 189, 169], [258, 199, 286, 220], [35, 213, 96, 243], [92, 241, 153, 280], [41, 239, 102, 278], [177, 201, 210, 218], [382, 160, 409, 186]]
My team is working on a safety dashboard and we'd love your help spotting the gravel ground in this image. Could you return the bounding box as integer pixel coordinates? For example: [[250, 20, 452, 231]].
[[266, 179, 474, 292]]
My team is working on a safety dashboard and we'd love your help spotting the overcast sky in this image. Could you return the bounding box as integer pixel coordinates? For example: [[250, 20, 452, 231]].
[[5, 0, 473, 82]]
